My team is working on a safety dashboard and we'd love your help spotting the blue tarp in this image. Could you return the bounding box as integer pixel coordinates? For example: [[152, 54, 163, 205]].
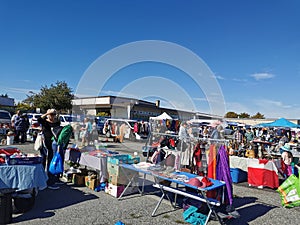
[[256, 118, 300, 128]]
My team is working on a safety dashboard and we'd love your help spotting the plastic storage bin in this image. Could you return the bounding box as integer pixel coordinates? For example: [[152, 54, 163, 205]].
[[230, 168, 248, 183]]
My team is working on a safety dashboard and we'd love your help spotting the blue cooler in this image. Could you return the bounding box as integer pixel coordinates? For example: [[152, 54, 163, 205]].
[[230, 168, 247, 183]]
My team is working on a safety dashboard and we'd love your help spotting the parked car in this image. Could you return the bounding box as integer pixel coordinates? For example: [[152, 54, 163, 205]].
[[95, 116, 110, 134], [59, 114, 76, 127], [27, 113, 42, 126], [0, 109, 11, 125]]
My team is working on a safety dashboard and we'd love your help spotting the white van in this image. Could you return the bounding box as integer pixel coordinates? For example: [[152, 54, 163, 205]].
[[103, 118, 137, 140], [0, 110, 11, 125], [27, 113, 42, 126], [59, 114, 76, 127]]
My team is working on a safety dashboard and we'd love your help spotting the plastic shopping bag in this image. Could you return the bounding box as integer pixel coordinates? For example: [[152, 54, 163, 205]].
[[277, 174, 300, 208], [34, 133, 43, 151], [49, 152, 64, 175]]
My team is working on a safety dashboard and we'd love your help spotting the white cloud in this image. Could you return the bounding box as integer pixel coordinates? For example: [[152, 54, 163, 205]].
[[250, 73, 275, 81], [225, 99, 300, 119], [193, 97, 207, 102], [5, 87, 40, 95], [232, 78, 248, 82], [255, 99, 291, 108], [215, 75, 225, 80], [253, 99, 300, 119]]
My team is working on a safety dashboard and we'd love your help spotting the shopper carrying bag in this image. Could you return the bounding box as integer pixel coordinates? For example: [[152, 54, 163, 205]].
[[49, 151, 64, 175]]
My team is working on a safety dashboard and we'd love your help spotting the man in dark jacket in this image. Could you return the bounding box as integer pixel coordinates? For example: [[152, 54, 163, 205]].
[[15, 113, 30, 143]]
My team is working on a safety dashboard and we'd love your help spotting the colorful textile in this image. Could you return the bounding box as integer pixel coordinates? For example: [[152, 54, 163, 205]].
[[207, 144, 217, 179], [248, 158, 279, 188], [182, 205, 207, 225], [216, 145, 233, 205]]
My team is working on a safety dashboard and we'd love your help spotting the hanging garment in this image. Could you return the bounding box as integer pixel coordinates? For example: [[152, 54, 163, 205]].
[[207, 144, 217, 179], [192, 143, 203, 175], [216, 145, 233, 205], [181, 142, 192, 166]]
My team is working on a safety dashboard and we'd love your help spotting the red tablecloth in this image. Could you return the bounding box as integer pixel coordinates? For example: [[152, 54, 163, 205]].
[[247, 158, 280, 188]]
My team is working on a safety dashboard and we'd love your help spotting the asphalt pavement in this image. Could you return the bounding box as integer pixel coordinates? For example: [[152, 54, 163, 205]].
[[3, 137, 300, 225]]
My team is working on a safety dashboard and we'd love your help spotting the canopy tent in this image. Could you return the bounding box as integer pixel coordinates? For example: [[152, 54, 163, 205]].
[[150, 112, 173, 120], [256, 118, 300, 128]]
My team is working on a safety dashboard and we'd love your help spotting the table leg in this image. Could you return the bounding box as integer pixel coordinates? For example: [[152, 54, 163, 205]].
[[141, 173, 146, 196], [118, 167, 142, 200], [151, 184, 175, 217]]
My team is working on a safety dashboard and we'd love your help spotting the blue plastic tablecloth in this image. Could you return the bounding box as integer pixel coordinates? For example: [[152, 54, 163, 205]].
[[0, 164, 48, 192]]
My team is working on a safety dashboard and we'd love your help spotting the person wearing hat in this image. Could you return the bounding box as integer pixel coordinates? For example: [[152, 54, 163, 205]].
[[38, 109, 61, 190], [279, 143, 297, 178]]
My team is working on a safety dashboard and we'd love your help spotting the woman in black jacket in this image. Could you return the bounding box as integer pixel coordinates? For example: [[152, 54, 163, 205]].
[[38, 109, 61, 190]]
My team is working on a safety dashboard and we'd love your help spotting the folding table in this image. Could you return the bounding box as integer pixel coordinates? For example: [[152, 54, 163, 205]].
[[118, 163, 225, 225], [0, 164, 48, 224], [65, 149, 109, 183], [0, 164, 48, 193]]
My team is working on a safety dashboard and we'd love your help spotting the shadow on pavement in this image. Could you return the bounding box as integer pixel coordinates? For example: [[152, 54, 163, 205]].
[[226, 203, 276, 225], [232, 196, 258, 209], [12, 184, 98, 223]]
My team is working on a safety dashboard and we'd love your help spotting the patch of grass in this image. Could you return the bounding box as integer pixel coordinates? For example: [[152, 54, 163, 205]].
[[163, 214, 170, 219]]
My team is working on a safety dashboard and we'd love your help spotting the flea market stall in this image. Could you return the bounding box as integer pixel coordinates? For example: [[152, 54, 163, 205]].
[[64, 135, 237, 223], [64, 146, 120, 183], [143, 112, 180, 159], [228, 118, 300, 188], [0, 146, 47, 224], [136, 114, 239, 223], [229, 155, 281, 188]]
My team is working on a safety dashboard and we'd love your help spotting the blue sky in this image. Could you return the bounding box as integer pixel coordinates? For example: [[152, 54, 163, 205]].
[[0, 0, 300, 119]]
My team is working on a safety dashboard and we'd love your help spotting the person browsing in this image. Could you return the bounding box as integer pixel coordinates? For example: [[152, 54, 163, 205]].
[[38, 109, 61, 190]]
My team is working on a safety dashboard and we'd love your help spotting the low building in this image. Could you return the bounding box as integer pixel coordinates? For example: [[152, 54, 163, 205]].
[[72, 95, 219, 121], [0, 96, 14, 108]]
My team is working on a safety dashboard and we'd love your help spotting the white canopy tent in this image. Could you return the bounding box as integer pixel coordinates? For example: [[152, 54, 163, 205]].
[[150, 112, 173, 120]]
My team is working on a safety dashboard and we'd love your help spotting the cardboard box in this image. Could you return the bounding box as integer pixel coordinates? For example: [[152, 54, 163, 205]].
[[72, 174, 85, 186], [85, 175, 99, 190], [107, 163, 139, 178], [105, 183, 125, 198], [108, 174, 134, 186]]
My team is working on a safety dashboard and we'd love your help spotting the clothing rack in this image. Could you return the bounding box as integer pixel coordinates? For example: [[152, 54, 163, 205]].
[[193, 137, 230, 144], [151, 132, 179, 138], [144, 132, 179, 161], [177, 137, 229, 175]]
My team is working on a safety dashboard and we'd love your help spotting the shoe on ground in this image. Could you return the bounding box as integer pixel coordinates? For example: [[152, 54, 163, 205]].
[[55, 181, 65, 185], [48, 185, 60, 190], [228, 210, 240, 218]]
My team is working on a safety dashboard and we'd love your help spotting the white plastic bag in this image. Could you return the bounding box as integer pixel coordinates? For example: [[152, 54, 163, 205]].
[[34, 133, 43, 151]]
